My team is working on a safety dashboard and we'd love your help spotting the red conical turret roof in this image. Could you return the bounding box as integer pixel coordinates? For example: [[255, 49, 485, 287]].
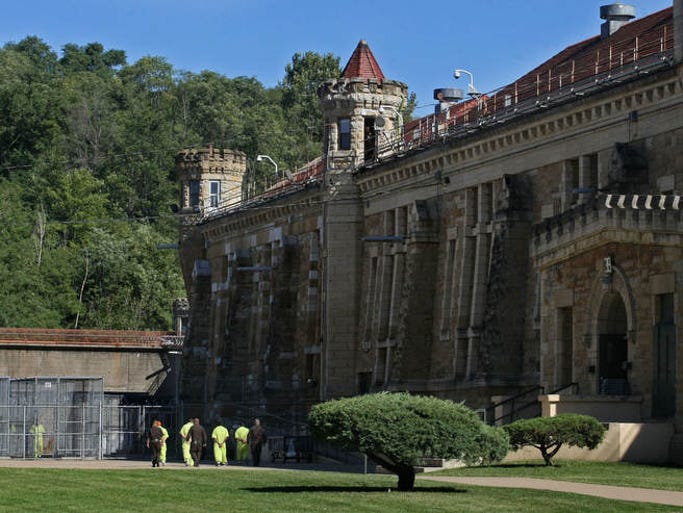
[[341, 39, 385, 82]]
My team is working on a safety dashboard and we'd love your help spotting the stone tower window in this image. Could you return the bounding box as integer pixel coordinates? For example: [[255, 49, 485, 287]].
[[338, 118, 351, 150], [189, 180, 200, 208], [209, 180, 221, 208]]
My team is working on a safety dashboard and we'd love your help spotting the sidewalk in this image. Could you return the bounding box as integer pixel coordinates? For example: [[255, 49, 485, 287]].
[[418, 475, 683, 507]]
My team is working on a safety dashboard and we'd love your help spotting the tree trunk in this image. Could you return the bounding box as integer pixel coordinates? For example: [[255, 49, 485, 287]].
[[74, 253, 90, 329], [367, 452, 416, 491], [540, 441, 563, 466], [396, 463, 416, 491]]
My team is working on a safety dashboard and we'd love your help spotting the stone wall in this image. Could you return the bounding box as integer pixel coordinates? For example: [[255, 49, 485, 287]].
[[178, 52, 683, 438], [0, 348, 167, 394]]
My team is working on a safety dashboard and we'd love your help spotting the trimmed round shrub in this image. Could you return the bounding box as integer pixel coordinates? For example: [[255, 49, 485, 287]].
[[308, 392, 509, 490]]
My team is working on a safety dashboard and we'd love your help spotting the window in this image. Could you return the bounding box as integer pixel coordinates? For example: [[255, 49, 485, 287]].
[[189, 180, 200, 208], [209, 180, 221, 208], [338, 118, 351, 150]]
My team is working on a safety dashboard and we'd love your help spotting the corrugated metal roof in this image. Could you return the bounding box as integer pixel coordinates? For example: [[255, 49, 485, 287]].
[[0, 328, 173, 349]]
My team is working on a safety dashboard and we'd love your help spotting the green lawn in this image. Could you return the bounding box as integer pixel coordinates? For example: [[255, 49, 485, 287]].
[[0, 466, 681, 513], [434, 460, 683, 491]]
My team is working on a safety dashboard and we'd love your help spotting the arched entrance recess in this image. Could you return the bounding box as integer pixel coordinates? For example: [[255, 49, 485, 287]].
[[584, 265, 636, 395], [597, 292, 629, 394]]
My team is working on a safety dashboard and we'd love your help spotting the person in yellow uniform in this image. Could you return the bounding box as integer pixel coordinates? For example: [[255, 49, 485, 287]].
[[179, 417, 194, 467], [234, 424, 250, 462], [29, 419, 45, 458], [159, 421, 169, 466], [211, 422, 229, 466]]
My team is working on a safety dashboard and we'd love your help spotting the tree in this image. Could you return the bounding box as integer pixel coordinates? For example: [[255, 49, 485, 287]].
[[60, 42, 126, 75], [279, 51, 341, 169], [0, 46, 63, 170], [308, 392, 509, 491], [5, 36, 58, 75], [504, 414, 606, 466], [74, 225, 183, 330], [281, 51, 340, 134]]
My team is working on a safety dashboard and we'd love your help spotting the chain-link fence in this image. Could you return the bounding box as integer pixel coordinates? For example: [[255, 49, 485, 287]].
[[0, 376, 179, 460], [0, 404, 179, 460]]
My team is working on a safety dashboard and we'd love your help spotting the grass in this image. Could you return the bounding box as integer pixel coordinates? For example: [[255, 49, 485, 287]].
[[434, 460, 683, 491], [0, 465, 681, 513]]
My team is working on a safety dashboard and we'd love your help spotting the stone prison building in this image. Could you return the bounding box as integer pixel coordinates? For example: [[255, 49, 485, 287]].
[[176, 2, 683, 462]]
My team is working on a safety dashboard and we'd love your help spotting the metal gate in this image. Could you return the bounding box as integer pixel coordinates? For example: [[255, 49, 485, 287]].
[[0, 404, 179, 459]]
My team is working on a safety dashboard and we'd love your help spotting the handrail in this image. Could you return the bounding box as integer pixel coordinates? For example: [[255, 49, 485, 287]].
[[550, 382, 579, 395], [487, 383, 581, 425], [487, 385, 545, 426], [490, 385, 545, 409]]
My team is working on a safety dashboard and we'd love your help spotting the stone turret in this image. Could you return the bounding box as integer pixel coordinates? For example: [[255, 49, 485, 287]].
[[316, 41, 408, 400], [318, 40, 407, 172], [175, 146, 247, 214]]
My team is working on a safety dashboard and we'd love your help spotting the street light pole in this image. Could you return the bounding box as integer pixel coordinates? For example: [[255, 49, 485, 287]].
[[256, 154, 278, 179]]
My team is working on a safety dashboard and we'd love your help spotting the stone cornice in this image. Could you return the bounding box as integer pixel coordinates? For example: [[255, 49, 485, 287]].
[[532, 204, 683, 269], [355, 64, 682, 195], [199, 186, 323, 239]]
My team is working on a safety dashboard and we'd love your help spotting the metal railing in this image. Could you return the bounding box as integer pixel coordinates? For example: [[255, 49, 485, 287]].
[[486, 386, 545, 426]]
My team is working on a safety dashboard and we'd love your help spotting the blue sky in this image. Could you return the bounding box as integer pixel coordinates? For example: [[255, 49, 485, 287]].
[[2, 0, 674, 115]]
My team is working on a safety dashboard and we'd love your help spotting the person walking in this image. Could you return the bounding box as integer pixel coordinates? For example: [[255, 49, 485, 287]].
[[247, 418, 267, 466], [211, 421, 229, 466], [234, 424, 250, 462], [179, 417, 194, 467], [187, 417, 207, 467], [158, 421, 169, 466], [228, 425, 238, 461], [146, 420, 164, 468]]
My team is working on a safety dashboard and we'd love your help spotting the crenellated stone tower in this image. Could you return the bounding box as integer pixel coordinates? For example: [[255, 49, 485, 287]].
[[317, 41, 407, 399], [175, 146, 247, 215], [319, 39, 408, 171]]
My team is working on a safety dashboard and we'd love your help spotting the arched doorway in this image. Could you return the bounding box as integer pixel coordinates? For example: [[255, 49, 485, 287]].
[[597, 291, 629, 395]]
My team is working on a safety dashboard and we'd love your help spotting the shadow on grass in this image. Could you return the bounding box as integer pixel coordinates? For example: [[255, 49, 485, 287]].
[[480, 463, 549, 469], [243, 485, 465, 494]]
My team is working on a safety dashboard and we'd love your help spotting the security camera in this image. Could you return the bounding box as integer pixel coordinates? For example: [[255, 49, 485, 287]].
[[453, 70, 461, 79]]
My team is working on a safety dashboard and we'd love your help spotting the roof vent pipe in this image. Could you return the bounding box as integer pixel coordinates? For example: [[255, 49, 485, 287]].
[[600, 4, 636, 38]]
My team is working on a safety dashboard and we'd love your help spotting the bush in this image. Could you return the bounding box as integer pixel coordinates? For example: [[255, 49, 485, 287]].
[[308, 392, 509, 490], [476, 423, 511, 465], [504, 414, 606, 466]]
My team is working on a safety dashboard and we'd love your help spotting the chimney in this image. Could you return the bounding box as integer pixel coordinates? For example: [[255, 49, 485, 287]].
[[675, 0, 683, 63], [600, 4, 636, 38]]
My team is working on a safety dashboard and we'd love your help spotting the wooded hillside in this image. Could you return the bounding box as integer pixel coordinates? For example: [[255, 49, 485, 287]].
[[0, 37, 341, 330]]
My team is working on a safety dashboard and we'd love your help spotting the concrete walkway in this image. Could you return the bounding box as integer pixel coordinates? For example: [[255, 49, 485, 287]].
[[419, 475, 683, 507]]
